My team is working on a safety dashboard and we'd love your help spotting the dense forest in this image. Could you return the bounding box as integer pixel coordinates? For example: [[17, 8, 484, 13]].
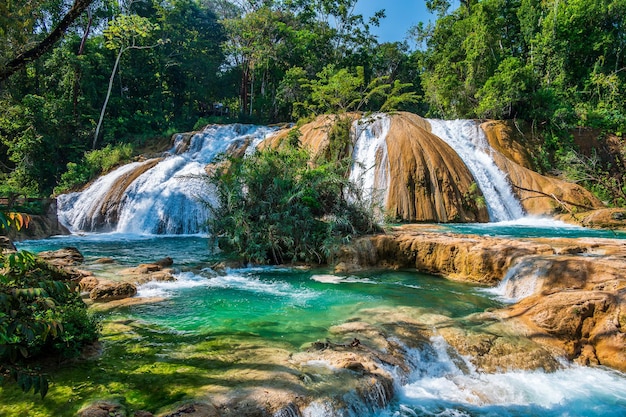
[[1, 0, 625, 204]]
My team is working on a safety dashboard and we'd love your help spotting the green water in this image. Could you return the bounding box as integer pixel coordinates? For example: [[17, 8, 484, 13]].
[[118, 266, 497, 349], [8, 233, 626, 417], [441, 218, 626, 239]]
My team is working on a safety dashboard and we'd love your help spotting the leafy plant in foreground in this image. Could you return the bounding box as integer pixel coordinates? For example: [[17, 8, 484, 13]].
[[0, 215, 100, 398], [207, 140, 377, 265]]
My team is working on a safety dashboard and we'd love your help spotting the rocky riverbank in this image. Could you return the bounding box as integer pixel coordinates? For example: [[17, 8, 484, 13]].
[[336, 225, 626, 372]]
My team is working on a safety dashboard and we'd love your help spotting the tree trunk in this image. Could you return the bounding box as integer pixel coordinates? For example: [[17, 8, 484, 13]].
[[94, 47, 124, 149], [73, 9, 93, 117]]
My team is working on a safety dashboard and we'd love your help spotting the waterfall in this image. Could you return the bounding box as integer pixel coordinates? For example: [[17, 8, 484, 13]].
[[58, 124, 278, 234], [485, 257, 549, 302], [349, 114, 391, 217], [427, 119, 525, 222]]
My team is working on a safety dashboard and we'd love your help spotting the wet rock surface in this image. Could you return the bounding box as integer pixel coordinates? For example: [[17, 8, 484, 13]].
[[338, 226, 626, 372]]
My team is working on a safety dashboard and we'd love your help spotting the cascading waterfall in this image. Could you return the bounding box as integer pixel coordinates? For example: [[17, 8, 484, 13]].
[[485, 257, 551, 302], [427, 119, 525, 222], [58, 124, 278, 234], [349, 113, 391, 216]]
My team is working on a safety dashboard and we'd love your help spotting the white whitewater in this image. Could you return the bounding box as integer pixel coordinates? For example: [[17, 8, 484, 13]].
[[58, 124, 278, 234], [382, 336, 626, 417], [428, 119, 525, 222], [349, 114, 391, 216], [485, 257, 550, 302]]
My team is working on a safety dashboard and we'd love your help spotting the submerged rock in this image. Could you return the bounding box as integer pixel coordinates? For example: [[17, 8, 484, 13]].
[[162, 402, 220, 417], [78, 400, 126, 417]]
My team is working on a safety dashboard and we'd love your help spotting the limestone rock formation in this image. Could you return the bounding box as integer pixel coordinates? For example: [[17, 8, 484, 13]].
[[385, 113, 489, 222], [337, 226, 626, 372], [336, 226, 555, 284], [481, 121, 604, 216], [267, 113, 601, 223]]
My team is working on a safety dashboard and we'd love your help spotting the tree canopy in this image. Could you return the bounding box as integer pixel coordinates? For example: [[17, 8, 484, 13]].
[[0, 0, 624, 205]]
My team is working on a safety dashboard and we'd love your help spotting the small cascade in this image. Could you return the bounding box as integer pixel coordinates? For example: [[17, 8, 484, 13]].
[[486, 257, 549, 302], [58, 124, 278, 234], [427, 119, 525, 222], [349, 114, 391, 215], [393, 335, 626, 416]]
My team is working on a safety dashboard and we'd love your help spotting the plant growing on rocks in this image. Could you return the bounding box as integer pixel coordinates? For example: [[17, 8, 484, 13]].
[[207, 142, 378, 265]]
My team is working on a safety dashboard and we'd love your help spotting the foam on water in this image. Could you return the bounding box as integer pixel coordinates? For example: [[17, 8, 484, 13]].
[[379, 336, 626, 417], [135, 271, 211, 298], [204, 272, 317, 303]]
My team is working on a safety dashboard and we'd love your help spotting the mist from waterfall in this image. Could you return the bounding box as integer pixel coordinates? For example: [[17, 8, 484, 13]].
[[58, 124, 278, 234], [428, 119, 525, 222]]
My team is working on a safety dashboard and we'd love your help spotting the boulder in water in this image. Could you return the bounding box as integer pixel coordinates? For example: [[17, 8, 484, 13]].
[[89, 282, 137, 302], [38, 246, 84, 267]]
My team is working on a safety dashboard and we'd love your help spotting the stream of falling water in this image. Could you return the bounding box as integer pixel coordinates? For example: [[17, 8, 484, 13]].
[[58, 124, 278, 234], [427, 119, 525, 222], [349, 113, 391, 218]]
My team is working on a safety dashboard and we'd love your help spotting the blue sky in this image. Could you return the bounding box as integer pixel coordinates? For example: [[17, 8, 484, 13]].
[[353, 0, 437, 45]]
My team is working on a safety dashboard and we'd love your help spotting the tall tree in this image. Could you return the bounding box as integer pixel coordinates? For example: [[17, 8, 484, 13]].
[[93, 13, 160, 148]]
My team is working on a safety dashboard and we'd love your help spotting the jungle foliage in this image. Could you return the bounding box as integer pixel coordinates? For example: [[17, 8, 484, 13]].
[[207, 135, 378, 265], [0, 0, 625, 205], [0, 215, 100, 398]]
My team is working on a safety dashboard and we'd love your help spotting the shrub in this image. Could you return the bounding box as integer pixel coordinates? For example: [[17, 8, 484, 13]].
[[0, 250, 100, 398], [207, 140, 378, 265], [54, 143, 133, 194]]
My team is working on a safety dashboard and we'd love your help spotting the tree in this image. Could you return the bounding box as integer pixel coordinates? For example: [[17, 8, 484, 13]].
[[0, 0, 94, 82], [207, 142, 377, 264], [93, 14, 160, 148], [296, 64, 419, 117]]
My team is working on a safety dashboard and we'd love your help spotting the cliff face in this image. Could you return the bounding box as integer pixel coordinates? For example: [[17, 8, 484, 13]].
[[384, 113, 489, 222], [270, 113, 603, 223]]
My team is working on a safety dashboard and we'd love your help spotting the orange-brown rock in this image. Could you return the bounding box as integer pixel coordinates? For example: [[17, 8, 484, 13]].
[[268, 112, 489, 222], [385, 112, 489, 222], [89, 281, 137, 301], [338, 226, 626, 372], [261, 114, 360, 158], [480, 121, 604, 216], [336, 227, 555, 284], [556, 208, 626, 230], [498, 253, 626, 372]]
